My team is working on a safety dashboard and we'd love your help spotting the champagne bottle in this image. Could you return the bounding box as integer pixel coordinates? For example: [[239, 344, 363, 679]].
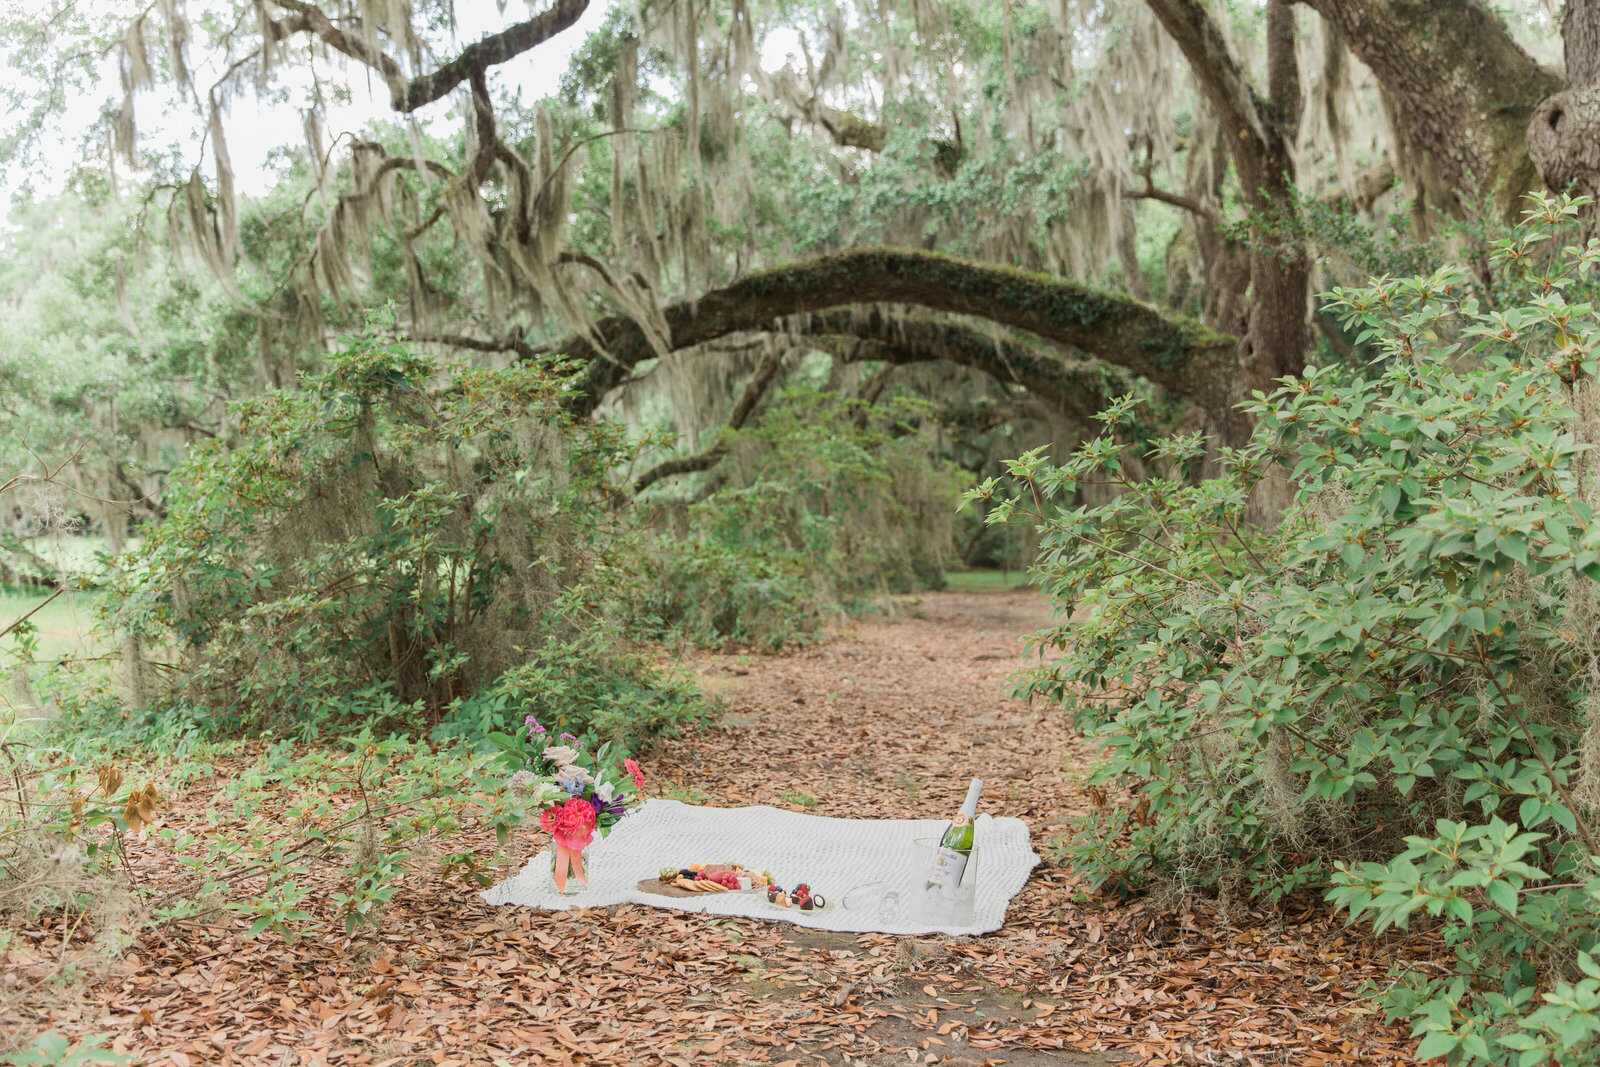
[[925, 779, 982, 890]]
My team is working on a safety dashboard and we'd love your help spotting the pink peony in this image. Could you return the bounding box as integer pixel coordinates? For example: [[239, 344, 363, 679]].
[[624, 758, 645, 790], [540, 796, 597, 851]]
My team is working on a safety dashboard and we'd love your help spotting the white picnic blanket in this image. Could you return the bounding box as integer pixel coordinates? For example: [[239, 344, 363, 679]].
[[480, 799, 1039, 935]]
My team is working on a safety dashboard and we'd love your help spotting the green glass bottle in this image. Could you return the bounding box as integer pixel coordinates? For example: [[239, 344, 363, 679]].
[[926, 779, 982, 890]]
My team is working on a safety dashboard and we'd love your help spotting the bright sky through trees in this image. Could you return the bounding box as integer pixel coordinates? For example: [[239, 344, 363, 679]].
[[1, 0, 616, 204]]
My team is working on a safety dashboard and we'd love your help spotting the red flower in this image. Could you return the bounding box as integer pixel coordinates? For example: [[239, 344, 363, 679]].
[[540, 796, 597, 851], [624, 758, 645, 790]]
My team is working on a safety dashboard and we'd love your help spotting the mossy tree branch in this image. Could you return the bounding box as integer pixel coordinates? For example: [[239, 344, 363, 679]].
[[781, 308, 1126, 425], [548, 248, 1239, 424], [395, 0, 591, 112]]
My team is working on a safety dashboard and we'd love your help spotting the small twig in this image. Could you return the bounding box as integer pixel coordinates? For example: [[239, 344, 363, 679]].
[[0, 586, 67, 642]]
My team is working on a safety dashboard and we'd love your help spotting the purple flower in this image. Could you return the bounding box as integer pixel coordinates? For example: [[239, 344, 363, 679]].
[[525, 715, 546, 737], [559, 732, 578, 743], [590, 795, 628, 819]]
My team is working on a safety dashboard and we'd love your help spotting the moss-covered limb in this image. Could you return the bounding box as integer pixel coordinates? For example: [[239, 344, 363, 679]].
[[632, 445, 729, 494], [271, 1, 406, 100], [557, 248, 1239, 418], [827, 111, 889, 152], [0, 530, 62, 587], [406, 330, 538, 361], [746, 63, 889, 151], [1296, 0, 1558, 216], [788, 308, 1125, 425]]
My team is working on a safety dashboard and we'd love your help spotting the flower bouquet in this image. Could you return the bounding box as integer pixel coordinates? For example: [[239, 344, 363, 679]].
[[497, 717, 647, 893]]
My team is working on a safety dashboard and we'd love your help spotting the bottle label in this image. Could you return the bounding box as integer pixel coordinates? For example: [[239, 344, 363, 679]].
[[927, 846, 969, 887], [951, 814, 970, 829]]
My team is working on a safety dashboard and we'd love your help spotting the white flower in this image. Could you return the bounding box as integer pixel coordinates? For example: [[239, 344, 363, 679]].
[[532, 781, 568, 806], [507, 770, 537, 791], [596, 780, 616, 803], [542, 745, 579, 766], [557, 763, 594, 786]]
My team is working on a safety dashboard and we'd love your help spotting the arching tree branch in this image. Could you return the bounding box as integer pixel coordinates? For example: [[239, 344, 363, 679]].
[[270, 0, 405, 100], [1129, 175, 1216, 221], [397, 0, 591, 112], [405, 330, 538, 361], [783, 308, 1124, 424], [547, 248, 1239, 423]]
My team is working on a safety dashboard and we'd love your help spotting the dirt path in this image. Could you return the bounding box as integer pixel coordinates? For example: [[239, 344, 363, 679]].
[[11, 590, 1433, 1066], [653, 591, 1428, 1065]]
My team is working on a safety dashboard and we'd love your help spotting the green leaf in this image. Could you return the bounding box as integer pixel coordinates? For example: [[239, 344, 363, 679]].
[[1486, 879, 1519, 917], [1519, 796, 1546, 828], [1414, 1030, 1459, 1059]]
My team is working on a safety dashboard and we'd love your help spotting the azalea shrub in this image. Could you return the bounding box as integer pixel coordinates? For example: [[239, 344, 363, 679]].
[[974, 196, 1600, 1064], [108, 334, 705, 742]]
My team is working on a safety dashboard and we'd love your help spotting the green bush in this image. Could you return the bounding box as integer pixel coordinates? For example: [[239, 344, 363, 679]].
[[974, 195, 1600, 1064], [434, 600, 711, 749], [110, 333, 702, 741]]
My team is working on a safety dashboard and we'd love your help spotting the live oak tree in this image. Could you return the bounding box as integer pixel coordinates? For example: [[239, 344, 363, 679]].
[[0, 0, 1574, 503]]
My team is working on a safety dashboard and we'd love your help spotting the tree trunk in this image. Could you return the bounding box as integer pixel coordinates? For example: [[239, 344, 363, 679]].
[[1530, 0, 1600, 205], [1296, 0, 1558, 220], [1144, 0, 1309, 445], [1241, 0, 1310, 394], [1190, 115, 1251, 338]]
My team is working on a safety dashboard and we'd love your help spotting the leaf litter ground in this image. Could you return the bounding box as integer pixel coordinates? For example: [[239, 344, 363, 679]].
[[6, 590, 1437, 1065]]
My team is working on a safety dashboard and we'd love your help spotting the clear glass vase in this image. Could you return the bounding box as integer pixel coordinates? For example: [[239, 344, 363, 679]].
[[547, 842, 593, 895]]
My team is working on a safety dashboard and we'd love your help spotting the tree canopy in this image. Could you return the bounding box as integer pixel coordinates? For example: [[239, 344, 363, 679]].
[[0, 0, 1579, 501]]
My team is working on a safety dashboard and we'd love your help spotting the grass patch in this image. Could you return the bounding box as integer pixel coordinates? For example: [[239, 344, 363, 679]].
[[0, 587, 108, 661], [942, 569, 1033, 592]]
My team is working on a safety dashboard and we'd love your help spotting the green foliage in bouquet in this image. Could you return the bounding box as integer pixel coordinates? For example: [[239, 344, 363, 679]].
[[486, 714, 647, 841], [973, 196, 1600, 1064]]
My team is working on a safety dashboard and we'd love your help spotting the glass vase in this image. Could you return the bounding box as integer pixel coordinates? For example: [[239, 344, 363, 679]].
[[547, 841, 594, 895]]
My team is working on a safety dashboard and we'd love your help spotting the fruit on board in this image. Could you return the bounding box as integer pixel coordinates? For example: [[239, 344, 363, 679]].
[[664, 863, 771, 886]]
